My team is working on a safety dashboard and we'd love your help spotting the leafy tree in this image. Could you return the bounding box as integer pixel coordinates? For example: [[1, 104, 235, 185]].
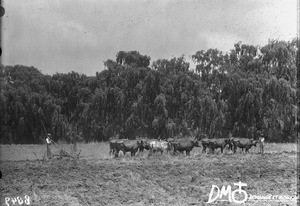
[[0, 40, 297, 144]]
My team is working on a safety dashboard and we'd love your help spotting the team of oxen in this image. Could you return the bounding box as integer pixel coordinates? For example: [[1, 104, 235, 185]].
[[109, 134, 265, 157]]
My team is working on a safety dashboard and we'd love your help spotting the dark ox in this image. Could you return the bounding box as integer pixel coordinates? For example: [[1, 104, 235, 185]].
[[201, 138, 231, 154], [208, 138, 232, 154], [201, 138, 211, 153], [172, 138, 200, 156], [109, 139, 128, 157], [119, 139, 144, 156], [149, 140, 172, 155], [231, 138, 258, 153]]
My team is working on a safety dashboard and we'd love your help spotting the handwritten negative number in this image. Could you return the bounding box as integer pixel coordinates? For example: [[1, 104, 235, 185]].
[[5, 195, 30, 206]]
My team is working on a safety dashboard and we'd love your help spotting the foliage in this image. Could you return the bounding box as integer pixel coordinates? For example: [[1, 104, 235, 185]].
[[0, 40, 298, 144]]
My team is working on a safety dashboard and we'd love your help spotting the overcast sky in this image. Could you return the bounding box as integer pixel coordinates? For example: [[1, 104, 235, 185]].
[[2, 0, 298, 76]]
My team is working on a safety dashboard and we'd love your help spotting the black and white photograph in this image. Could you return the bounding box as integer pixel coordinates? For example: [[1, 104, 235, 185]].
[[0, 0, 299, 205]]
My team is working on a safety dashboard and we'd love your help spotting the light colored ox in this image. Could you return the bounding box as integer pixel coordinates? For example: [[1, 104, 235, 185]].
[[149, 140, 172, 155]]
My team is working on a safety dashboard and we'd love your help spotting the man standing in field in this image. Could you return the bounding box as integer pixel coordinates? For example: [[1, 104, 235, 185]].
[[46, 133, 53, 159], [257, 131, 265, 154]]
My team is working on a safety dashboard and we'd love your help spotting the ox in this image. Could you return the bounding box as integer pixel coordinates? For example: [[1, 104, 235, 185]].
[[119, 139, 144, 156], [109, 139, 128, 157], [139, 139, 157, 152], [149, 140, 172, 155], [201, 138, 211, 153], [231, 138, 258, 153], [208, 138, 232, 154], [172, 138, 200, 156]]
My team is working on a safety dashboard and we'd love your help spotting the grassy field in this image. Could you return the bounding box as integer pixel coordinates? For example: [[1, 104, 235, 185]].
[[0, 142, 298, 206]]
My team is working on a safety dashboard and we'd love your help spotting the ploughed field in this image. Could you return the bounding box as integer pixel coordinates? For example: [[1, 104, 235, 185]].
[[0, 143, 297, 206]]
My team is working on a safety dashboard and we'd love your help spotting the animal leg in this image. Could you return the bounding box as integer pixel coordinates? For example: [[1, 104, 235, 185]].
[[211, 146, 215, 154], [233, 146, 237, 154], [202, 146, 206, 154], [114, 150, 119, 157]]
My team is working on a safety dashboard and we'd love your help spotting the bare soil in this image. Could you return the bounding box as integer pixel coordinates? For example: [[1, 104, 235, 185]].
[[0, 150, 297, 206]]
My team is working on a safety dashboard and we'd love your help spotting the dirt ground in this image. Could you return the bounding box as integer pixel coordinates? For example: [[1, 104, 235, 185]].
[[0, 148, 298, 206]]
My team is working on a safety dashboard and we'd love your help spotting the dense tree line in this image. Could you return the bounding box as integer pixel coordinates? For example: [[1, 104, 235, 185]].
[[0, 40, 298, 144]]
